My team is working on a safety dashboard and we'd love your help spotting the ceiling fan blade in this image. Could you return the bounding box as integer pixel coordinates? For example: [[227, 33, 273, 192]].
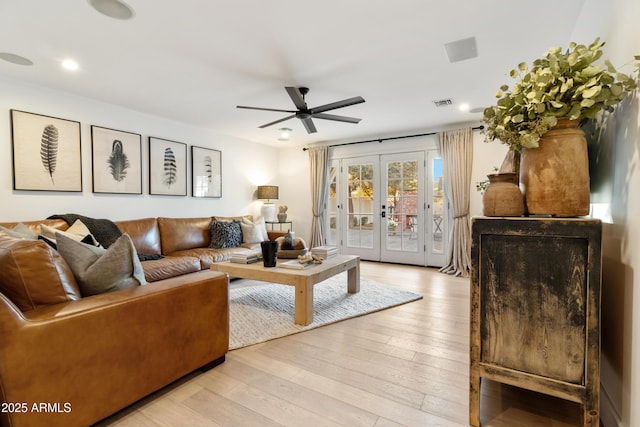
[[285, 86, 307, 110], [311, 96, 365, 114], [258, 114, 296, 129], [237, 105, 297, 113], [301, 117, 317, 134], [312, 112, 361, 124]]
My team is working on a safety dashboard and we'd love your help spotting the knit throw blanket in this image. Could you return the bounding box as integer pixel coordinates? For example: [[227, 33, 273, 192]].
[[48, 214, 122, 248], [48, 214, 164, 261]]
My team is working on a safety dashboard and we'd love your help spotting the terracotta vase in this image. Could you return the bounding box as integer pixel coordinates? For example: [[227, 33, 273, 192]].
[[482, 173, 524, 217], [519, 118, 590, 216]]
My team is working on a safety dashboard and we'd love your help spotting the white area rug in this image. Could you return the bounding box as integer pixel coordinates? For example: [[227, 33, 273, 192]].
[[229, 272, 422, 350]]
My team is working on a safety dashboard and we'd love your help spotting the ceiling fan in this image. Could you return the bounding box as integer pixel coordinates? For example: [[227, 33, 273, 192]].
[[237, 86, 365, 134]]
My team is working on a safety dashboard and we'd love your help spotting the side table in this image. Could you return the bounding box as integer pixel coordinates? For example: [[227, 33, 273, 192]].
[[470, 217, 602, 427], [266, 221, 292, 231]]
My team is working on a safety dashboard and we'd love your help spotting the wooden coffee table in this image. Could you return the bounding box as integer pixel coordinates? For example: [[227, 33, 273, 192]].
[[210, 254, 360, 325]]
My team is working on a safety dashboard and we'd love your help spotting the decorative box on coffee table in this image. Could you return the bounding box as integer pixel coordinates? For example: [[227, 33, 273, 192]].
[[469, 217, 602, 427]]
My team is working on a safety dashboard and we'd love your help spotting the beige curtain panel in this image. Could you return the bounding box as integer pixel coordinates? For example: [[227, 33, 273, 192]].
[[438, 128, 473, 277], [308, 146, 329, 248]]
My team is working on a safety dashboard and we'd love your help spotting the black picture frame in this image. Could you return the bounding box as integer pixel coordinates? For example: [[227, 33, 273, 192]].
[[191, 145, 222, 198], [10, 109, 82, 192], [148, 136, 187, 196], [91, 125, 142, 194]]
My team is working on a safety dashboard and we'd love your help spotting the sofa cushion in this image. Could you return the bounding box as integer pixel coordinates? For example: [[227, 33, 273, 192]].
[[140, 255, 201, 282], [0, 232, 81, 312], [0, 219, 69, 235], [209, 220, 242, 249], [116, 217, 162, 255], [213, 215, 253, 223], [171, 247, 239, 269], [56, 233, 146, 296], [157, 217, 211, 254]]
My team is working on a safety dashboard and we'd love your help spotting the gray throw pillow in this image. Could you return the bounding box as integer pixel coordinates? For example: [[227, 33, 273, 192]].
[[209, 220, 242, 248], [0, 223, 38, 240], [56, 232, 146, 297]]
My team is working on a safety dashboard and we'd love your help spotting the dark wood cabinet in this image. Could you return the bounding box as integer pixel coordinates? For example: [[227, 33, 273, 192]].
[[469, 217, 602, 427]]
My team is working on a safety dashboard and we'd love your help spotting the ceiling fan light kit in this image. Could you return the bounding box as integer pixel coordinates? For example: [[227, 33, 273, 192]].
[[278, 127, 292, 141], [237, 86, 365, 134]]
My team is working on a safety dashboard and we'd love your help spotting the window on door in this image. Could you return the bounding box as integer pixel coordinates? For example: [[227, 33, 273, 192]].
[[326, 150, 447, 267]]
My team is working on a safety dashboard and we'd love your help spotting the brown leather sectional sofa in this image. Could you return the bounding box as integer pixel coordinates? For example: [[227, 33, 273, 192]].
[[0, 215, 282, 427], [117, 216, 284, 282]]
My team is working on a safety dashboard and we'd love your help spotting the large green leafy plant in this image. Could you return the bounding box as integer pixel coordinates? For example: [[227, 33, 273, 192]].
[[483, 38, 638, 151]]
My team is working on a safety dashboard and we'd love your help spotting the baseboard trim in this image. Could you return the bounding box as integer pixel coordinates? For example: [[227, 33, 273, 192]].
[[600, 383, 623, 427]]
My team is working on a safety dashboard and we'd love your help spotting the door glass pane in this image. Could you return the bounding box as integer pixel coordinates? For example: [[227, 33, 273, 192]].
[[347, 163, 374, 249], [327, 165, 338, 246], [432, 157, 444, 253], [386, 159, 418, 252]]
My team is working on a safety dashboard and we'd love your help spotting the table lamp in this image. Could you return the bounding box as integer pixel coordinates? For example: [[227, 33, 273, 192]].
[[257, 185, 278, 222]]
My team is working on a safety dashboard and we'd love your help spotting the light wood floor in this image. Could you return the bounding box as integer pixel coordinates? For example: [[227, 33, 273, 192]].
[[97, 261, 585, 427]]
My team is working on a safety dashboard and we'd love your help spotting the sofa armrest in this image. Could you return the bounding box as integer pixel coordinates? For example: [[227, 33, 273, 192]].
[[0, 270, 229, 427]]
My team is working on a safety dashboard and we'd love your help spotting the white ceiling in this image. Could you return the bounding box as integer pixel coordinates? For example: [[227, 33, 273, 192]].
[[0, 0, 587, 148]]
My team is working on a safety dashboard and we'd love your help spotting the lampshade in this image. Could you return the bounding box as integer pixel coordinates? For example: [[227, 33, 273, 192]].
[[257, 185, 278, 201]]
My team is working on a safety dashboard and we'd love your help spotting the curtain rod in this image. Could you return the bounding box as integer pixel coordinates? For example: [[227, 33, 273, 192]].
[[302, 125, 484, 151]]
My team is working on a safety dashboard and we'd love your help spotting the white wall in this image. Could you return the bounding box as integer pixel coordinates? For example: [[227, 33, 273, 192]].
[[0, 75, 279, 222], [571, 1, 640, 426], [277, 145, 311, 240], [470, 135, 510, 216]]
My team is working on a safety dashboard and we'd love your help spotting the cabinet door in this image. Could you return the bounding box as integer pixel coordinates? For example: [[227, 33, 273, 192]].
[[480, 233, 589, 384], [472, 218, 602, 387]]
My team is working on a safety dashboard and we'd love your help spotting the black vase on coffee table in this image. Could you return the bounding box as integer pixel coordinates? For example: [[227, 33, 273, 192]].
[[260, 240, 279, 267]]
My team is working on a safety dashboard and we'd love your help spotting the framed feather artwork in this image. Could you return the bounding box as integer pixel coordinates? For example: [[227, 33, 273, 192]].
[[191, 145, 222, 198], [90, 126, 142, 194], [10, 109, 82, 192], [148, 136, 187, 196]]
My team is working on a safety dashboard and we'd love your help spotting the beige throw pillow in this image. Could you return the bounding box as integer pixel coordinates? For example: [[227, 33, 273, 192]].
[[241, 217, 269, 243], [40, 219, 101, 247], [240, 222, 264, 244], [56, 232, 146, 297]]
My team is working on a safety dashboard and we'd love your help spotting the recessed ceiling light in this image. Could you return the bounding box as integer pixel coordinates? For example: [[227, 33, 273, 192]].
[[459, 103, 470, 112], [88, 0, 135, 20], [62, 59, 79, 71], [0, 52, 33, 66]]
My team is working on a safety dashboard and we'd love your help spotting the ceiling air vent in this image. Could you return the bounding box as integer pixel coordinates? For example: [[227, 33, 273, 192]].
[[433, 99, 454, 107]]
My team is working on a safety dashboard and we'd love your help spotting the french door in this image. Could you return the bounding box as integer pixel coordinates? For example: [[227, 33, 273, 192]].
[[326, 150, 447, 267]]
